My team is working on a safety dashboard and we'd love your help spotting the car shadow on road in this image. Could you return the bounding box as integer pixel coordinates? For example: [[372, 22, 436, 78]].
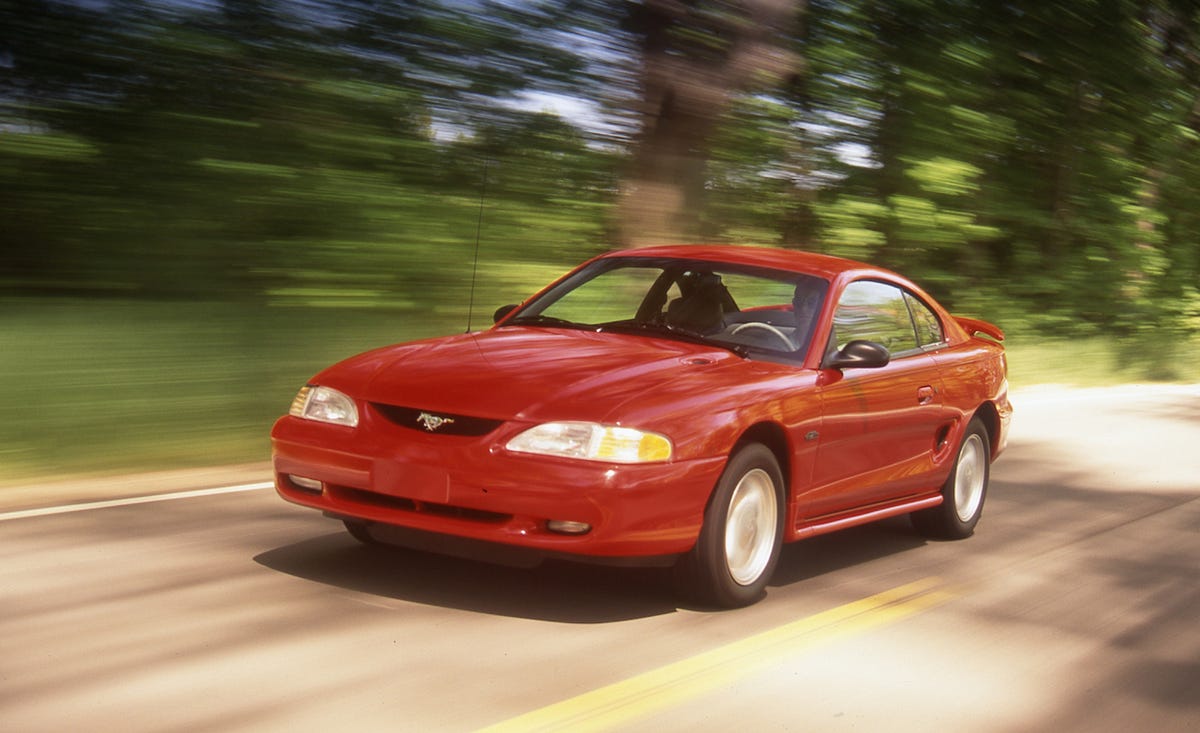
[[770, 516, 929, 588], [255, 516, 933, 622], [254, 532, 680, 623]]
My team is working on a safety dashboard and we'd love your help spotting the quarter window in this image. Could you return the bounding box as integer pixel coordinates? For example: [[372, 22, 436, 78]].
[[905, 292, 944, 347]]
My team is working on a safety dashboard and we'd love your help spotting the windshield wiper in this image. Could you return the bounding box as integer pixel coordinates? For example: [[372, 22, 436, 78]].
[[505, 314, 589, 329], [600, 320, 749, 358]]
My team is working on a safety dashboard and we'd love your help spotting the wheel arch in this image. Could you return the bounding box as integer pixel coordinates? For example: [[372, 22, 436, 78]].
[[971, 401, 1001, 458], [685, 420, 791, 553], [732, 421, 791, 494], [675, 426, 789, 607]]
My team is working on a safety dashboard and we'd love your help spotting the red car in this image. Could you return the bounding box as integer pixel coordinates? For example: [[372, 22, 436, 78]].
[[272, 245, 1011, 607]]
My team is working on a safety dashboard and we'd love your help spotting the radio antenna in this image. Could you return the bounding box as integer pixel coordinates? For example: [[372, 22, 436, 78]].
[[465, 158, 489, 333]]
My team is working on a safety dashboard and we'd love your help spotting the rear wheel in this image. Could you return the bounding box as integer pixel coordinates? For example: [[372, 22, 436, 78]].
[[912, 418, 990, 539], [675, 443, 784, 608]]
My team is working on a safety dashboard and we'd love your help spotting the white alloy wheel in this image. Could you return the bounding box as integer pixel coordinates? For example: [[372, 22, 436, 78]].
[[724, 468, 779, 585], [954, 432, 987, 522], [911, 417, 991, 540], [674, 443, 785, 608]]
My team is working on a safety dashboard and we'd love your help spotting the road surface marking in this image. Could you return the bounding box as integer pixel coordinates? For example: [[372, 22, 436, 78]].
[[0, 481, 273, 522], [477, 577, 955, 733]]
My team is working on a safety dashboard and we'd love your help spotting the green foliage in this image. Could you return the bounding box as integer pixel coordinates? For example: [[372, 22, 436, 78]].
[[0, 0, 609, 302], [0, 298, 454, 482], [812, 196, 889, 260], [3, 295, 1195, 485], [3, 0, 1200, 480], [1005, 334, 1200, 388]]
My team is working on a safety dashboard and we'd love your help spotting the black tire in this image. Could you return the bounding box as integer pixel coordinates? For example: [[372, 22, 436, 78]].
[[912, 418, 990, 540], [674, 443, 785, 608], [343, 519, 379, 545]]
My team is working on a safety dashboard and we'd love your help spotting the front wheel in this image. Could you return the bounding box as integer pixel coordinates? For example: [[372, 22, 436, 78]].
[[674, 443, 784, 608], [912, 418, 990, 539], [343, 519, 379, 545]]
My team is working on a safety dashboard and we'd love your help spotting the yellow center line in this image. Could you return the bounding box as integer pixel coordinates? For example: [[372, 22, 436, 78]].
[[477, 577, 956, 733]]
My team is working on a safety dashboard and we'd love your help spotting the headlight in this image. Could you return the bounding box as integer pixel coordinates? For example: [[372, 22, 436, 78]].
[[289, 385, 359, 427], [506, 422, 672, 463]]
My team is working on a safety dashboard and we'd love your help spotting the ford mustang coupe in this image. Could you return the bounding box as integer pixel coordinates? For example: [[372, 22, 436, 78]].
[[272, 244, 1011, 607]]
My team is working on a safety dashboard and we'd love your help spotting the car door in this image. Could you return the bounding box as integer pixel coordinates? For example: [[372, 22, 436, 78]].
[[801, 280, 951, 518]]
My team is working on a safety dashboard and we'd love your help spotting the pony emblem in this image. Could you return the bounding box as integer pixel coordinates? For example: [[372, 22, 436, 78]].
[[417, 411, 455, 432]]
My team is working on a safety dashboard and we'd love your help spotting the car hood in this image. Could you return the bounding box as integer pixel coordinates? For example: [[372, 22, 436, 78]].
[[317, 326, 744, 424]]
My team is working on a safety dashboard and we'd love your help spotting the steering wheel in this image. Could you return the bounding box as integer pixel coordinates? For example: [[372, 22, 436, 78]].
[[730, 321, 794, 350]]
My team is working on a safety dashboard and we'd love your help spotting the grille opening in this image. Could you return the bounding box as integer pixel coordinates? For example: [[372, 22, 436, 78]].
[[370, 404, 505, 437], [331, 486, 510, 524], [331, 486, 417, 512]]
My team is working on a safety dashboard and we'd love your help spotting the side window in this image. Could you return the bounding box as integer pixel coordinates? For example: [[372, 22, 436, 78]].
[[831, 281, 919, 355], [905, 292, 945, 347]]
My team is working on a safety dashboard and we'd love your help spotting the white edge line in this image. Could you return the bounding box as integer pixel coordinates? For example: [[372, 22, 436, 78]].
[[0, 481, 275, 522]]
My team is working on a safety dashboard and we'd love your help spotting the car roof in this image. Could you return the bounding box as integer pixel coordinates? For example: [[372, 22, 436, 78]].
[[600, 244, 887, 281]]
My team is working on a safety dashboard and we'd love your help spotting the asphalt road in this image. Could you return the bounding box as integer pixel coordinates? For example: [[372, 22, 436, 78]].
[[2, 385, 1198, 732]]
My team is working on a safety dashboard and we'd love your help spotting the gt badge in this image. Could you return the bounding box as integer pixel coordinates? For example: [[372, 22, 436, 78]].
[[417, 411, 455, 432]]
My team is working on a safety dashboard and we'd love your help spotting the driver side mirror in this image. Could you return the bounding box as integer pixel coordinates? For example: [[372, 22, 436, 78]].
[[493, 304, 519, 324], [824, 339, 890, 370]]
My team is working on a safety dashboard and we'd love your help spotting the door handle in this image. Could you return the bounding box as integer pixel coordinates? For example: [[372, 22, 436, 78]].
[[917, 386, 936, 405]]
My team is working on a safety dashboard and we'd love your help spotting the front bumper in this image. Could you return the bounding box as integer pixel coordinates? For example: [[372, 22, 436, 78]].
[[271, 414, 725, 559]]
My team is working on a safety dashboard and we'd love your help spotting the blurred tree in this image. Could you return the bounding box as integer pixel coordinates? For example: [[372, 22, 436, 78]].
[[766, 0, 1200, 339], [1137, 0, 1200, 343], [0, 0, 605, 300], [1, 0, 1198, 336], [613, 0, 803, 246], [8, 0, 1200, 480]]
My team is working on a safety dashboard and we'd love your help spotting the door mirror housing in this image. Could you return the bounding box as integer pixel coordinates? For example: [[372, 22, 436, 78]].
[[824, 339, 890, 370]]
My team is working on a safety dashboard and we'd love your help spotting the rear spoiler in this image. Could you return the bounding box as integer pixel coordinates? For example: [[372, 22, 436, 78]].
[[955, 316, 1005, 342]]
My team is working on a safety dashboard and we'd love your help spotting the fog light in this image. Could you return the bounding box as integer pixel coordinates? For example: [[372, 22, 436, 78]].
[[289, 475, 323, 492], [547, 519, 591, 535]]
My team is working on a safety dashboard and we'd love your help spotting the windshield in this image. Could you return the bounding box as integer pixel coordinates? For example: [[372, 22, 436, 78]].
[[504, 257, 829, 358]]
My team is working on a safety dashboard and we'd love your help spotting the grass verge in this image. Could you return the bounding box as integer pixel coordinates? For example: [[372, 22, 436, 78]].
[[1, 298, 458, 485], [3, 297, 1196, 485]]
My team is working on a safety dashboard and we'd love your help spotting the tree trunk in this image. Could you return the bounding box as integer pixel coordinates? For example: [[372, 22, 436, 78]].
[[617, 0, 803, 247]]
